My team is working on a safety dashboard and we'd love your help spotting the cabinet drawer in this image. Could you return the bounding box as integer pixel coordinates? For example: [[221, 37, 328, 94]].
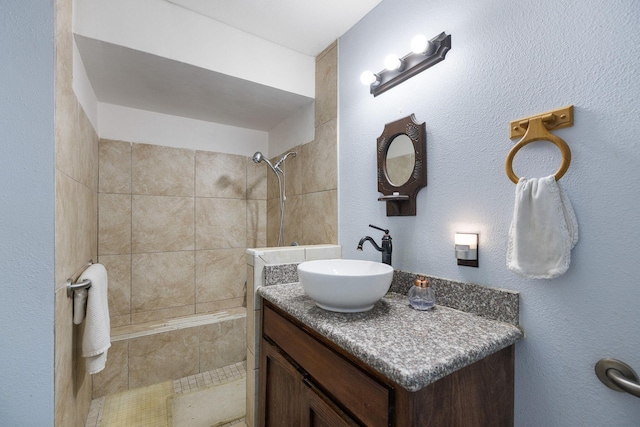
[[263, 304, 390, 427]]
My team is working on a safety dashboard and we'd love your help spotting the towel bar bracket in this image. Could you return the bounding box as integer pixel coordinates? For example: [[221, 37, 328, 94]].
[[510, 105, 574, 139], [596, 358, 640, 398], [66, 278, 92, 298]]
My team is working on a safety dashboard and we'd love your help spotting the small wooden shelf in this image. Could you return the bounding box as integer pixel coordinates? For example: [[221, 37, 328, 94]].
[[378, 194, 410, 201]]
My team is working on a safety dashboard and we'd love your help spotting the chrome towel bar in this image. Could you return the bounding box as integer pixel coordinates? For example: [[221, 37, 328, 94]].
[[66, 260, 94, 298], [66, 278, 92, 298], [596, 358, 640, 398]]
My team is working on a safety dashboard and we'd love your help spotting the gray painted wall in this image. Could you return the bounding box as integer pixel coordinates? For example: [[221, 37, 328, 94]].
[[0, 0, 55, 425], [339, 0, 640, 425]]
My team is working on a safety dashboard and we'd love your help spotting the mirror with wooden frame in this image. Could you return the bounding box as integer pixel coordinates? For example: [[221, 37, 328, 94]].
[[377, 114, 427, 216]]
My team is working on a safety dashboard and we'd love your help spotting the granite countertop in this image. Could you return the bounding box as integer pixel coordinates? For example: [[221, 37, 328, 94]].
[[258, 283, 523, 392]]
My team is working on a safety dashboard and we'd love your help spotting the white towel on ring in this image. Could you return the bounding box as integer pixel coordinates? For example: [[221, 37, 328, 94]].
[[507, 175, 578, 279], [77, 263, 111, 374], [73, 287, 88, 325]]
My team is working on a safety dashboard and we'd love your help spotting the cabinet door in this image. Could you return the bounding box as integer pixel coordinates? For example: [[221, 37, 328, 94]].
[[263, 304, 390, 427], [301, 379, 360, 427], [259, 338, 302, 427]]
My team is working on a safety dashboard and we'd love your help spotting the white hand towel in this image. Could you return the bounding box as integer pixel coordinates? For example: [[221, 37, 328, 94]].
[[77, 263, 111, 374], [73, 287, 88, 325], [507, 175, 578, 279]]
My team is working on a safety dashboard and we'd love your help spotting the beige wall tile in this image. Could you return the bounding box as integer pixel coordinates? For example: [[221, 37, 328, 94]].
[[246, 199, 267, 248], [99, 139, 131, 194], [303, 119, 337, 194], [132, 143, 194, 196], [246, 264, 258, 311], [255, 247, 306, 265], [55, 170, 79, 287], [263, 40, 338, 247], [196, 249, 246, 303], [302, 190, 337, 245], [54, 84, 78, 179], [196, 198, 247, 249], [53, 175, 96, 288], [55, 1, 96, 425], [77, 182, 98, 264], [246, 309, 260, 366], [315, 42, 337, 127], [246, 156, 267, 200], [131, 251, 195, 312], [99, 254, 131, 317], [77, 107, 99, 191], [110, 314, 131, 328], [199, 318, 246, 372], [131, 305, 195, 324], [266, 198, 280, 247], [283, 145, 303, 196], [55, 0, 73, 82], [196, 151, 247, 198], [55, 284, 93, 427], [98, 193, 132, 255], [268, 194, 303, 246], [92, 340, 128, 398], [132, 195, 194, 253], [54, 287, 74, 427], [283, 194, 303, 246], [196, 298, 245, 314], [304, 245, 342, 261], [73, 354, 92, 427], [129, 329, 199, 388]]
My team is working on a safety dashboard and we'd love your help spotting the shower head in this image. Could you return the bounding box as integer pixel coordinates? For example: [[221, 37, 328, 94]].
[[252, 151, 264, 164], [252, 151, 278, 174], [274, 151, 297, 171]]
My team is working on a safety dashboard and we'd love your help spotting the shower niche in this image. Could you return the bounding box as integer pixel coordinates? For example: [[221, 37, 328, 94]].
[[377, 114, 427, 216]]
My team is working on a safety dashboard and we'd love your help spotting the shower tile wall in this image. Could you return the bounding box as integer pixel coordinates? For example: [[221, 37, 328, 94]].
[[54, 0, 98, 425], [98, 141, 267, 327], [267, 41, 338, 246], [93, 142, 259, 397]]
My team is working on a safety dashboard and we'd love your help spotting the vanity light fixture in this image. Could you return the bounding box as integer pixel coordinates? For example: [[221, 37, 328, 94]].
[[384, 54, 403, 71], [361, 32, 451, 97], [410, 35, 430, 54], [360, 70, 378, 85], [455, 233, 478, 267]]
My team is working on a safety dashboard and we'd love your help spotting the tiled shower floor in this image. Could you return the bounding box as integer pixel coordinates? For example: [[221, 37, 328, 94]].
[[85, 361, 246, 427]]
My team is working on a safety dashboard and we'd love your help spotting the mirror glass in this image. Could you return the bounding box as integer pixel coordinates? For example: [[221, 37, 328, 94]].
[[385, 134, 415, 186]]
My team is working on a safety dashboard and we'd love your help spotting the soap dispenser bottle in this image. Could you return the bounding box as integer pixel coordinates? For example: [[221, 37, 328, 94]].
[[408, 275, 435, 310]]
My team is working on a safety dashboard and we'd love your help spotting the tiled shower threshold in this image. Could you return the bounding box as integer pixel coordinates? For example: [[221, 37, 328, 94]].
[[85, 361, 246, 427]]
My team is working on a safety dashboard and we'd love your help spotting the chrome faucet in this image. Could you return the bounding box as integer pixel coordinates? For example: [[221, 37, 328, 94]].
[[357, 224, 392, 265]]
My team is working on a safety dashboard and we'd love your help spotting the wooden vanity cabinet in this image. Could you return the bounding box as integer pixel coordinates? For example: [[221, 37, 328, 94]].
[[260, 337, 359, 427], [259, 301, 515, 427]]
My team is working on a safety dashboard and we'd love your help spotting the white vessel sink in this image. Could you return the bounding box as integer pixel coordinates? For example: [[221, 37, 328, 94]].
[[297, 259, 394, 313]]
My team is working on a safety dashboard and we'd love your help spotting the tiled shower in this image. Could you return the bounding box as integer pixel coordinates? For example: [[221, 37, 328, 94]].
[[53, 10, 338, 421], [91, 42, 339, 409], [92, 141, 262, 397]]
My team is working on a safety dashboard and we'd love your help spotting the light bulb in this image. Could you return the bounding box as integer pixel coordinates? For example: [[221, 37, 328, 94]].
[[411, 35, 430, 54], [360, 70, 377, 85], [384, 54, 402, 71]]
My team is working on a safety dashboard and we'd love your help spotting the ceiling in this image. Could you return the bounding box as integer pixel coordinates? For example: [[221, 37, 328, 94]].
[[166, 0, 382, 57], [79, 0, 382, 131]]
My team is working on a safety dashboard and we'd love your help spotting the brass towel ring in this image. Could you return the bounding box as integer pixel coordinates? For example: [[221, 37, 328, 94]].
[[505, 115, 571, 184]]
